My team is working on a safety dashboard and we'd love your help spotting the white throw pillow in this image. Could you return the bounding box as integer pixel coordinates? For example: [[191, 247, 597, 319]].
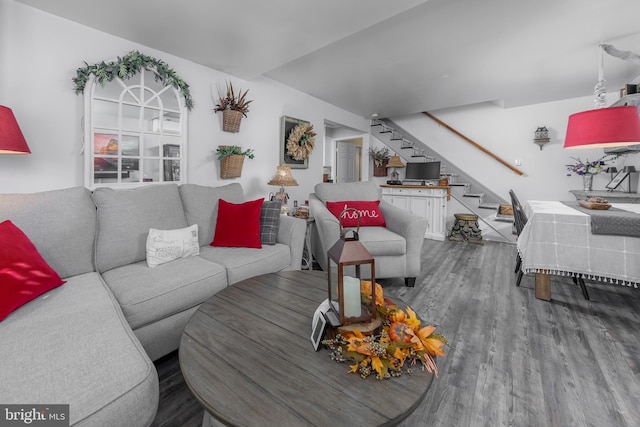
[[146, 224, 199, 267]]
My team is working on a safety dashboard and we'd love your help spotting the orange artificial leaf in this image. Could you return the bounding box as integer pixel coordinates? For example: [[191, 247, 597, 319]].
[[371, 356, 386, 378], [405, 306, 421, 330], [356, 343, 374, 356], [416, 325, 445, 357]]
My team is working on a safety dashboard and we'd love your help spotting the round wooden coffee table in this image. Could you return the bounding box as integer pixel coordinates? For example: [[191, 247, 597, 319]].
[[179, 271, 434, 426]]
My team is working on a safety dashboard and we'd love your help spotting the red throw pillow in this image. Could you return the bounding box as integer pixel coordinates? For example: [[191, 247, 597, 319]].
[[211, 198, 264, 248], [0, 220, 65, 321], [325, 200, 386, 227]]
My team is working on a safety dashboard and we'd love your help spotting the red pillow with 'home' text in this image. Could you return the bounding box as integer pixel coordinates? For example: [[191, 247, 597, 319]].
[[325, 200, 386, 227]]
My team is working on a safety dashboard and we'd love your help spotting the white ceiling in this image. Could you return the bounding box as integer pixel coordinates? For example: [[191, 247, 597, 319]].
[[15, 0, 640, 118]]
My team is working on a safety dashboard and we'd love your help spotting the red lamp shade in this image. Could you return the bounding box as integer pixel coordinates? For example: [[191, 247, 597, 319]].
[[0, 106, 31, 154], [564, 106, 640, 149]]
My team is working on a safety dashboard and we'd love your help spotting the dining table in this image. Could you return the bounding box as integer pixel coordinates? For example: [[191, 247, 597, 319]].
[[516, 200, 640, 301]]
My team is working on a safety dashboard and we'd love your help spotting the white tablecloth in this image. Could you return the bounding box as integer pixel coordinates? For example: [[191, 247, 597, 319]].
[[517, 200, 640, 287]]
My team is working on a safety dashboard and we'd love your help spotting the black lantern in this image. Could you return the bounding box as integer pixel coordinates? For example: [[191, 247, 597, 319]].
[[327, 209, 376, 325]]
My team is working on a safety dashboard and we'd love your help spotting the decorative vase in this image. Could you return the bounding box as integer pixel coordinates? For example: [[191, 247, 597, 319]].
[[582, 174, 593, 191]]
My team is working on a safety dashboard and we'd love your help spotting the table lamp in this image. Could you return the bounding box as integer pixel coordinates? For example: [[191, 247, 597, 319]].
[[268, 166, 298, 210], [386, 155, 404, 185], [0, 106, 31, 154]]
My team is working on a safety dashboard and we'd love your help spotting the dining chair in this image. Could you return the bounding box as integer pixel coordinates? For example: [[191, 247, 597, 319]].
[[509, 190, 527, 287]]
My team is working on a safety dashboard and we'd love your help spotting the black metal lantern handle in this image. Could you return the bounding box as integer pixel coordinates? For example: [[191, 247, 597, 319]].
[[339, 208, 360, 241]]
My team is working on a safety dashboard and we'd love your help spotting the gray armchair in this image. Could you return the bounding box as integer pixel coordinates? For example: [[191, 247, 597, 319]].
[[309, 181, 427, 286]]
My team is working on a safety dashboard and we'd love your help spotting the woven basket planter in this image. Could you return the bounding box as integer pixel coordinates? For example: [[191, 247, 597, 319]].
[[373, 159, 388, 177], [220, 154, 245, 179], [222, 110, 243, 133]]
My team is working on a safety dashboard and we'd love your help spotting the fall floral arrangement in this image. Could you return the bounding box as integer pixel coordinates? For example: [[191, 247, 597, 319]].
[[322, 281, 447, 380], [287, 123, 316, 160], [565, 154, 618, 176]]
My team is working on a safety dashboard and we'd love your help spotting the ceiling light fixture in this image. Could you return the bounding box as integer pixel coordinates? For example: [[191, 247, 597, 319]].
[[564, 44, 640, 149]]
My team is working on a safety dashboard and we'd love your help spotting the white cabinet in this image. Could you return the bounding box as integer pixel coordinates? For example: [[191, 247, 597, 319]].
[[381, 186, 448, 241]]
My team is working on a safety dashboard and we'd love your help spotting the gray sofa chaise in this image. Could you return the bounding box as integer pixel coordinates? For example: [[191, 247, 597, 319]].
[[309, 181, 427, 286], [0, 183, 306, 427]]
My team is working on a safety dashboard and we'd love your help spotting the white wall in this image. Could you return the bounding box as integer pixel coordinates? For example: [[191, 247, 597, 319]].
[[391, 96, 640, 203], [0, 0, 370, 204]]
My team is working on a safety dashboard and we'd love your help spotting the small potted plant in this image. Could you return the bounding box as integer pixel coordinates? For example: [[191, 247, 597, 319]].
[[213, 81, 253, 133], [216, 145, 255, 179], [368, 146, 390, 177]]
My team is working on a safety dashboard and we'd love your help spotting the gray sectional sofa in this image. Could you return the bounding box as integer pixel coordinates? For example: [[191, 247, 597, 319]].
[[0, 183, 306, 427]]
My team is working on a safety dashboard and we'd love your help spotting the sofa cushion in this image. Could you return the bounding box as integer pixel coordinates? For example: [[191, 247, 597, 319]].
[[260, 200, 281, 245], [314, 181, 381, 203], [325, 200, 386, 227], [354, 227, 406, 256], [102, 256, 227, 330], [199, 244, 291, 285], [0, 272, 158, 426], [93, 184, 188, 272], [0, 220, 65, 321], [0, 187, 96, 278], [146, 224, 200, 267], [179, 183, 244, 246], [212, 198, 263, 249]]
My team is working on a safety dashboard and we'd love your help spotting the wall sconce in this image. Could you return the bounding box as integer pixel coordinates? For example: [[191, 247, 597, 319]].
[[533, 126, 550, 150]]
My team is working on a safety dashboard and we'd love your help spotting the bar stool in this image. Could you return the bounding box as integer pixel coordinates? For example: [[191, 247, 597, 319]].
[[449, 213, 483, 244]]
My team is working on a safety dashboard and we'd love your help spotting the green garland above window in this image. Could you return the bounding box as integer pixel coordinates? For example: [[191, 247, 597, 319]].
[[72, 50, 194, 110]]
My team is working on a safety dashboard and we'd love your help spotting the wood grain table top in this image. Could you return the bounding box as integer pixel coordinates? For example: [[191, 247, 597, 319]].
[[179, 270, 434, 426]]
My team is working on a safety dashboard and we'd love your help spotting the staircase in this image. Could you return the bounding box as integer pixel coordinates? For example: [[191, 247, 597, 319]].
[[371, 118, 516, 244]]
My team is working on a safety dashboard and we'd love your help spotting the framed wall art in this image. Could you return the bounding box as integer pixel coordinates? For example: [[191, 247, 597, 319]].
[[280, 115, 311, 169]]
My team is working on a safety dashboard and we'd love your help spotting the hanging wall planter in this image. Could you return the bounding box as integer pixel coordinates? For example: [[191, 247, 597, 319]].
[[214, 81, 252, 133], [369, 147, 390, 177], [216, 145, 255, 179], [222, 110, 244, 133]]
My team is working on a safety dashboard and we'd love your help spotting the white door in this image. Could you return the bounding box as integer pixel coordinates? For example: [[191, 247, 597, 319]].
[[336, 141, 360, 183]]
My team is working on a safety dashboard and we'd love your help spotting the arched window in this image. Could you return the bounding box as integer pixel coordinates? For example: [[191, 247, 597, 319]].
[[84, 68, 187, 188]]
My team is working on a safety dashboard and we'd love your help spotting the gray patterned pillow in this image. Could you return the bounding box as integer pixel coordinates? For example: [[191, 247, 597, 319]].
[[260, 201, 281, 245]]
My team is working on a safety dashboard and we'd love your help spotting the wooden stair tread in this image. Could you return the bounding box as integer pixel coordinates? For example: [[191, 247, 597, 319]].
[[479, 202, 500, 209]]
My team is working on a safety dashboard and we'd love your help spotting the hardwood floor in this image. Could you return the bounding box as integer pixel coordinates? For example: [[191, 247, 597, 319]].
[[152, 239, 640, 427]]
